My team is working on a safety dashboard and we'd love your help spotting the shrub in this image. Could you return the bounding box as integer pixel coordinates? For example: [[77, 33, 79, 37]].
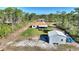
[[0, 24, 12, 37]]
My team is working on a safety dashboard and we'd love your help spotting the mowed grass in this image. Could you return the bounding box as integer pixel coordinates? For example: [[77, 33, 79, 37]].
[[21, 28, 45, 37]]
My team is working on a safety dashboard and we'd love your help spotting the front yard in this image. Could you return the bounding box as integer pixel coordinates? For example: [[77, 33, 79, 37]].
[[21, 28, 46, 38]]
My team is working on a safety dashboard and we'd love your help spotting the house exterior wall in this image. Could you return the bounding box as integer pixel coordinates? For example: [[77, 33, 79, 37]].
[[32, 25, 48, 28], [48, 32, 66, 44], [38, 25, 48, 27], [57, 35, 66, 44]]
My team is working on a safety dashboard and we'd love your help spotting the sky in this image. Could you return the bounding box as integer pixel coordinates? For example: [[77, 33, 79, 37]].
[[0, 7, 75, 15], [18, 7, 75, 14]]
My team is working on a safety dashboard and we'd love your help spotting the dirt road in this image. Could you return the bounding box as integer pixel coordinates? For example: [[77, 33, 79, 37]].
[[0, 23, 31, 50]]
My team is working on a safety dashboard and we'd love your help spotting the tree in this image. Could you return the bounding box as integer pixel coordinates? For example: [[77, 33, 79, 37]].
[[0, 10, 4, 23], [29, 13, 36, 21], [4, 7, 15, 23], [47, 13, 53, 22], [14, 8, 23, 24], [4, 7, 24, 24], [74, 8, 79, 36], [23, 13, 30, 22], [60, 11, 66, 27]]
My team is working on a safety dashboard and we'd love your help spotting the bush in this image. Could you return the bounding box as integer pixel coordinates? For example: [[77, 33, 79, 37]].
[[0, 24, 12, 37]]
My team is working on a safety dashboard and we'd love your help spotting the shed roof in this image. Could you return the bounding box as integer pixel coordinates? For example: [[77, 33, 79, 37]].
[[48, 30, 67, 37]]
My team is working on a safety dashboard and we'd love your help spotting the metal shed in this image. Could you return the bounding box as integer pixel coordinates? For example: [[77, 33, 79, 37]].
[[48, 30, 67, 45]]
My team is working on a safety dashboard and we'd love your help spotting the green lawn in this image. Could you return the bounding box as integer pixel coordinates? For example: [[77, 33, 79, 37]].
[[21, 28, 45, 38]]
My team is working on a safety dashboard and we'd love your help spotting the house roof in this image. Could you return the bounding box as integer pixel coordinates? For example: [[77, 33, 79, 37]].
[[48, 30, 67, 37], [32, 21, 47, 26]]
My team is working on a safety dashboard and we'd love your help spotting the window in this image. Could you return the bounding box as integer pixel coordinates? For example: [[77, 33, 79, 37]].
[[61, 39, 63, 41]]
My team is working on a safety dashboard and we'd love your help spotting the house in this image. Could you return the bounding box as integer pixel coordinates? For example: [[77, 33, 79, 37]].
[[31, 19, 48, 28], [48, 30, 67, 45]]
